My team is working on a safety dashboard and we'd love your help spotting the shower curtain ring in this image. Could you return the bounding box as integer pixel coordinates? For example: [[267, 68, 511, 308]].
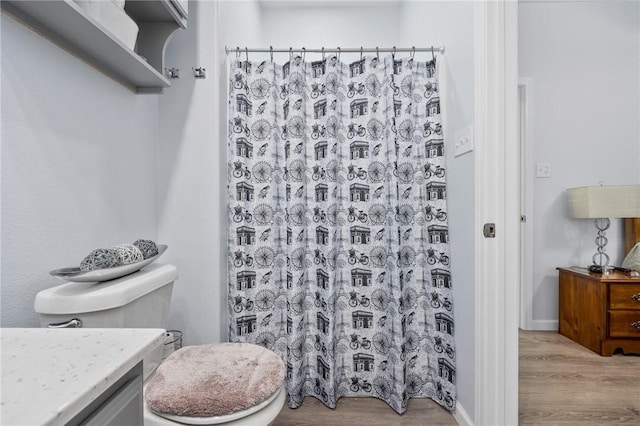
[[236, 46, 240, 58], [411, 46, 416, 60], [302, 47, 306, 62], [392, 46, 396, 61], [289, 47, 293, 61], [337, 47, 341, 61], [376, 46, 379, 61], [245, 47, 249, 62], [360, 46, 363, 61], [431, 46, 436, 61], [322, 47, 325, 61], [270, 46, 274, 62]]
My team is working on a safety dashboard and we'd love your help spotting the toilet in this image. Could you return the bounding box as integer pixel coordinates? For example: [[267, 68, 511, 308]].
[[34, 263, 286, 425]]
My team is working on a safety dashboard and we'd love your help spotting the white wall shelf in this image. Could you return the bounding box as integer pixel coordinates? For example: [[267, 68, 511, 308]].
[[1, 0, 186, 94]]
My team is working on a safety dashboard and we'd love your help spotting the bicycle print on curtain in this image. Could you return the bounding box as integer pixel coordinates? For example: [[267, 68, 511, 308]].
[[227, 52, 455, 413]]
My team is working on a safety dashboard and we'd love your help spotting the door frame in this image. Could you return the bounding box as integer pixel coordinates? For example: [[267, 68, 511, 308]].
[[474, 1, 519, 425], [519, 78, 534, 330]]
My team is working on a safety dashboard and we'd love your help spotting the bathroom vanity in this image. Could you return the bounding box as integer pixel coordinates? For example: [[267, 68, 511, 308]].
[[0, 328, 165, 425]]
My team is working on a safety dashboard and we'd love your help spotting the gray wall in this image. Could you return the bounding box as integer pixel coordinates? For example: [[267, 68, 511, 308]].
[[519, 0, 640, 328], [158, 0, 476, 418], [0, 12, 159, 327]]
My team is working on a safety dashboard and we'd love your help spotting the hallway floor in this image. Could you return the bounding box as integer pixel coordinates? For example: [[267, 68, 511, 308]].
[[519, 330, 640, 425]]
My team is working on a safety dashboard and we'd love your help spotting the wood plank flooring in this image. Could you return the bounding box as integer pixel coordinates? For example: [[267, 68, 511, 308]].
[[272, 331, 639, 425], [519, 330, 640, 425], [272, 396, 456, 425]]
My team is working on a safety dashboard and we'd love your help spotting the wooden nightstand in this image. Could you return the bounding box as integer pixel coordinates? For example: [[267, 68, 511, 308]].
[[558, 267, 640, 356]]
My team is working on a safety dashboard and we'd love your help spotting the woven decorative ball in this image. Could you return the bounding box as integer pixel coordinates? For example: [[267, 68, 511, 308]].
[[80, 248, 122, 271], [133, 239, 158, 259], [112, 244, 144, 265]]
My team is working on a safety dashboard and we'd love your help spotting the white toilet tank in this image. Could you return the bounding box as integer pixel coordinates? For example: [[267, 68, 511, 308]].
[[35, 263, 177, 328], [34, 263, 178, 379]]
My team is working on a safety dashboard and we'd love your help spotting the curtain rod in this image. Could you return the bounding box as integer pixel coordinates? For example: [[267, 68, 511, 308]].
[[225, 46, 445, 55]]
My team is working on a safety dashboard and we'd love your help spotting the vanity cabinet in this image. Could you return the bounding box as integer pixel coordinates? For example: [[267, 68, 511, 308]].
[[0, 328, 165, 426], [71, 363, 143, 426], [558, 267, 640, 356], [1, 0, 187, 93]]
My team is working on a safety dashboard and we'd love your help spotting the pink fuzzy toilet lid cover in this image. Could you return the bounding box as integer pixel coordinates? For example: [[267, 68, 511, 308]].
[[145, 342, 285, 417]]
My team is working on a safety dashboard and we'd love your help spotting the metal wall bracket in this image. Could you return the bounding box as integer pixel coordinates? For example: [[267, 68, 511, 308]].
[[165, 67, 180, 79], [193, 67, 206, 79]]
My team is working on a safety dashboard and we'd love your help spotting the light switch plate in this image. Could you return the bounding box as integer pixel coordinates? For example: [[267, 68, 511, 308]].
[[454, 126, 474, 157]]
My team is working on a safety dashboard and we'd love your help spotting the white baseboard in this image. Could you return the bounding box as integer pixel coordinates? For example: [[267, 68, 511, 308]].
[[453, 401, 473, 426], [531, 319, 558, 331]]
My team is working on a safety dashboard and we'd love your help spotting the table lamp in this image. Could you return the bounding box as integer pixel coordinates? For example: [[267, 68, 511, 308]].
[[567, 185, 640, 267]]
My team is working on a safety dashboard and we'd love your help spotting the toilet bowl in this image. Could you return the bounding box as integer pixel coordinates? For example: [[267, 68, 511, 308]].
[[34, 264, 286, 425]]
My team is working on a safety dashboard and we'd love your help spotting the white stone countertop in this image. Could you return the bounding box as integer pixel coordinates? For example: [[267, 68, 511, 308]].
[[1, 328, 165, 426]]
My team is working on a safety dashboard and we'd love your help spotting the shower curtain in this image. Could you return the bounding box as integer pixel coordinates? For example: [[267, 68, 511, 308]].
[[227, 52, 455, 413]]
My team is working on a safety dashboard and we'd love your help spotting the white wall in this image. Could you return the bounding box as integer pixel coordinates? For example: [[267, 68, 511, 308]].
[[159, 0, 476, 418], [156, 0, 224, 345], [397, 2, 475, 418], [1, 13, 159, 327], [519, 1, 640, 327]]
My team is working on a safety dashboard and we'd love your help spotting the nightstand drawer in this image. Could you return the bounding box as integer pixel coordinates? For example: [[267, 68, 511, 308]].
[[608, 311, 640, 338], [609, 284, 640, 310]]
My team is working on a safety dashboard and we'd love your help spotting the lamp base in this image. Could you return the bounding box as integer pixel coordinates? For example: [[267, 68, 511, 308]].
[[588, 264, 603, 273], [588, 264, 623, 275], [591, 217, 610, 267]]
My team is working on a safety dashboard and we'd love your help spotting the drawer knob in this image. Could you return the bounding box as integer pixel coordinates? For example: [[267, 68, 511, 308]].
[[632, 321, 640, 330], [632, 293, 640, 302]]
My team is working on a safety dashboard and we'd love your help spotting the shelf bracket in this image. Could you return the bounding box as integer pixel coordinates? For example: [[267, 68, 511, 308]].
[[165, 67, 180, 79], [193, 67, 206, 79]]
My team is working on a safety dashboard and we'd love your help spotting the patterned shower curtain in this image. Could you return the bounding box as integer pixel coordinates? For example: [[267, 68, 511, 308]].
[[227, 52, 455, 413]]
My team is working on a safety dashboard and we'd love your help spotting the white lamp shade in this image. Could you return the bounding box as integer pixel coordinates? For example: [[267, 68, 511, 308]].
[[568, 185, 640, 219]]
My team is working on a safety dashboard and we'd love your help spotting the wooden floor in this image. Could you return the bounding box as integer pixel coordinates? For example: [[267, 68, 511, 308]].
[[272, 331, 640, 425], [519, 330, 640, 425], [273, 396, 456, 425]]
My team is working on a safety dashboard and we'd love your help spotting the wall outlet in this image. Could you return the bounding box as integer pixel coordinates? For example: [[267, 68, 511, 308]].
[[536, 162, 551, 178], [454, 126, 474, 157]]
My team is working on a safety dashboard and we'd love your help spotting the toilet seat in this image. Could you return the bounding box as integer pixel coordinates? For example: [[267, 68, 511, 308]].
[[145, 385, 286, 425], [143, 343, 286, 425]]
